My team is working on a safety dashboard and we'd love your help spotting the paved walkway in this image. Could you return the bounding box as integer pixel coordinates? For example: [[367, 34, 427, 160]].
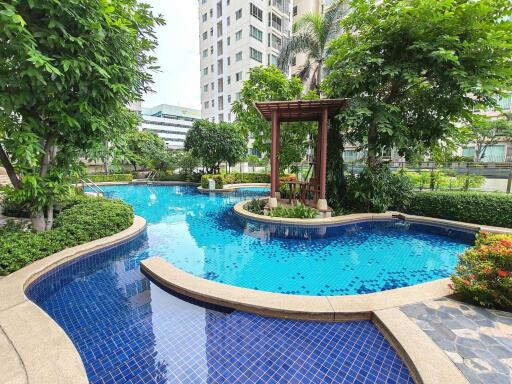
[[402, 297, 512, 384]]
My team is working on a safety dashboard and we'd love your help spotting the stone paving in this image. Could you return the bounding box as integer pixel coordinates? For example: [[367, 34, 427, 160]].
[[402, 297, 512, 384]]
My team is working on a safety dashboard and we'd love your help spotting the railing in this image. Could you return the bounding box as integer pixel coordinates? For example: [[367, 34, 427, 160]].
[[147, 171, 157, 184], [80, 178, 105, 196]]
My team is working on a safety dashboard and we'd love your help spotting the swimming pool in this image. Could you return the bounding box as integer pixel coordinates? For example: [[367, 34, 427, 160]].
[[93, 185, 473, 296]]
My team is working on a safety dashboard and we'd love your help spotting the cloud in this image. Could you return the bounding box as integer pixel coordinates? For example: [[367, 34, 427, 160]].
[[142, 0, 201, 110]]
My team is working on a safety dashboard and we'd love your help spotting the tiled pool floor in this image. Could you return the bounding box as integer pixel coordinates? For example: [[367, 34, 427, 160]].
[[27, 234, 414, 384]]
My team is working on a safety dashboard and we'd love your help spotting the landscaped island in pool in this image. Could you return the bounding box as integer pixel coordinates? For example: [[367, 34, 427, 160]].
[[93, 185, 473, 296]]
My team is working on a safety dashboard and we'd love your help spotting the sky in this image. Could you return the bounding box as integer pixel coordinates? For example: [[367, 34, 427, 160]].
[[142, 0, 201, 110]]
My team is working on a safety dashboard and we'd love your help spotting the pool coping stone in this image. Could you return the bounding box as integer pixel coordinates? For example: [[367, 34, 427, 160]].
[[0, 215, 147, 384]]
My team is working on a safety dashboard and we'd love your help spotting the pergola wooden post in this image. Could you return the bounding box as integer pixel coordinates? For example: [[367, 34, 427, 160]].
[[255, 99, 348, 211]]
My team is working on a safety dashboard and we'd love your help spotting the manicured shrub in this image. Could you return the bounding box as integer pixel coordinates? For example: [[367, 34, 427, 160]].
[[155, 173, 202, 183], [87, 173, 133, 183], [270, 203, 317, 219], [451, 233, 512, 311], [200, 174, 224, 189], [345, 165, 413, 213], [245, 198, 267, 215], [0, 196, 134, 275], [223, 173, 271, 184], [404, 191, 512, 228]]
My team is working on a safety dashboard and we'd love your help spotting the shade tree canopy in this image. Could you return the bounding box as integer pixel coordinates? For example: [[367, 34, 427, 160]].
[[232, 66, 319, 172], [0, 0, 164, 230], [184, 120, 247, 174], [322, 0, 512, 168]]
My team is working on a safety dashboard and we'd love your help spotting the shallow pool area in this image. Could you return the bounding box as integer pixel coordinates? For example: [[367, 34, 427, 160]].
[[94, 185, 473, 296]]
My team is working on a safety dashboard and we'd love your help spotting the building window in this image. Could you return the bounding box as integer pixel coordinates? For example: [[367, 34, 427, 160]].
[[218, 113, 224, 122], [293, 5, 297, 16], [202, 31, 208, 40], [210, 45, 214, 54], [250, 3, 263, 21], [227, 57, 231, 65], [236, 72, 242, 81], [217, 59, 223, 75], [228, 95, 232, 103], [235, 30, 242, 41], [227, 75, 231, 84], [202, 49, 208, 58], [203, 67, 208, 76], [236, 9, 242, 20], [218, 78, 223, 93], [211, 64, 214, 72], [211, 82, 214, 90], [236, 51, 243, 62], [210, 27, 213, 36], [227, 16, 230, 26], [217, 21, 223, 37], [250, 47, 263, 63], [204, 101, 209, 109], [218, 96, 224, 110], [227, 37, 231, 46], [209, 8, 213, 18], [203, 84, 209, 93], [212, 99, 215, 107], [271, 34, 282, 50], [216, 2, 222, 18], [271, 14, 282, 31], [250, 25, 263, 42], [236, 92, 241, 100], [202, 13, 207, 22], [217, 40, 223, 55]]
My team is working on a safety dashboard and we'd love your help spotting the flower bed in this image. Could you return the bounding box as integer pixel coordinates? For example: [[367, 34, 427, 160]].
[[451, 232, 512, 311]]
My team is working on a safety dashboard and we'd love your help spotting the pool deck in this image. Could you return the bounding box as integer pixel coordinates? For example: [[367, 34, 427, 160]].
[[1, 183, 511, 384]]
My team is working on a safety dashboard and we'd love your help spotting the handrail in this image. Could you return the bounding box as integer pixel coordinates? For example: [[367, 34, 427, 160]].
[[81, 178, 105, 196], [147, 171, 157, 184]]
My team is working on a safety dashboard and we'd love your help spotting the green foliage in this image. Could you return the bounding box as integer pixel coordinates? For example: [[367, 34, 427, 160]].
[[87, 174, 133, 183], [223, 173, 271, 184], [323, 0, 512, 167], [451, 233, 512, 311], [0, 0, 163, 228], [124, 131, 171, 172], [170, 150, 201, 175], [245, 199, 267, 215], [405, 191, 512, 228], [232, 66, 318, 171], [278, 0, 348, 90], [200, 175, 224, 189], [465, 115, 512, 163], [185, 120, 246, 174], [345, 165, 413, 213], [270, 203, 318, 219], [155, 173, 202, 183], [0, 196, 133, 275], [402, 170, 485, 191]]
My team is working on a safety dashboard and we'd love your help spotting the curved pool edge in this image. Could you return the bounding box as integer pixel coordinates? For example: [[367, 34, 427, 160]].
[[140, 257, 469, 384], [234, 200, 512, 234], [140, 256, 455, 321], [0, 215, 147, 384]]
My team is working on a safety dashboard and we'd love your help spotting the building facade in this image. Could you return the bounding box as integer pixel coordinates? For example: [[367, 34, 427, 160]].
[[140, 104, 201, 150], [198, 0, 292, 123]]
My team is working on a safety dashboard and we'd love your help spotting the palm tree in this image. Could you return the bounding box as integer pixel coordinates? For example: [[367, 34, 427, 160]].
[[278, 1, 347, 91]]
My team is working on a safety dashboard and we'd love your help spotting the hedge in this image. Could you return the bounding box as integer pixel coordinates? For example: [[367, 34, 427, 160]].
[[451, 232, 512, 311], [200, 175, 224, 189], [87, 173, 133, 182], [404, 191, 512, 228], [155, 173, 202, 183], [223, 173, 271, 184], [0, 196, 133, 275]]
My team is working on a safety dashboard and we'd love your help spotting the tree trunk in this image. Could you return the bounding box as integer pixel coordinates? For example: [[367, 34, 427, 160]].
[[367, 122, 379, 168], [45, 204, 54, 231], [31, 209, 46, 232], [0, 145, 21, 188], [326, 118, 346, 212]]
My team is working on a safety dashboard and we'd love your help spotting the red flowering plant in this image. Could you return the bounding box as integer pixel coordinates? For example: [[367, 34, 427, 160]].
[[451, 232, 512, 311]]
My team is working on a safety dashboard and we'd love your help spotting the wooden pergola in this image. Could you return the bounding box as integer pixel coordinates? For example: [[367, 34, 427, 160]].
[[255, 99, 348, 211]]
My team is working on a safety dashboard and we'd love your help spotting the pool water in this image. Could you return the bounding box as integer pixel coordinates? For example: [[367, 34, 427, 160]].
[[27, 234, 414, 384], [95, 185, 473, 296]]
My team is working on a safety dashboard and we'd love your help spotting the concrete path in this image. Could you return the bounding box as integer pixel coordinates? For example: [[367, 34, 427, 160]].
[[402, 297, 512, 384]]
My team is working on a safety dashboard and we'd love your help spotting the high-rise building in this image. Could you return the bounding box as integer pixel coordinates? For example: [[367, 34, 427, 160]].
[[198, 0, 292, 123], [140, 104, 201, 150]]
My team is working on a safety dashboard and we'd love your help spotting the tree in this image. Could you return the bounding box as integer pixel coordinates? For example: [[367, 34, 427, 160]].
[[232, 66, 318, 172], [323, 0, 512, 168], [0, 1, 163, 231], [124, 130, 170, 172], [277, 0, 347, 91], [466, 115, 512, 163], [169, 150, 200, 175], [184, 120, 246, 174]]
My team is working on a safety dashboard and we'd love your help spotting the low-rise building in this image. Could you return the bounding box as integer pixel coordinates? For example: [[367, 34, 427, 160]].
[[139, 104, 201, 150]]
